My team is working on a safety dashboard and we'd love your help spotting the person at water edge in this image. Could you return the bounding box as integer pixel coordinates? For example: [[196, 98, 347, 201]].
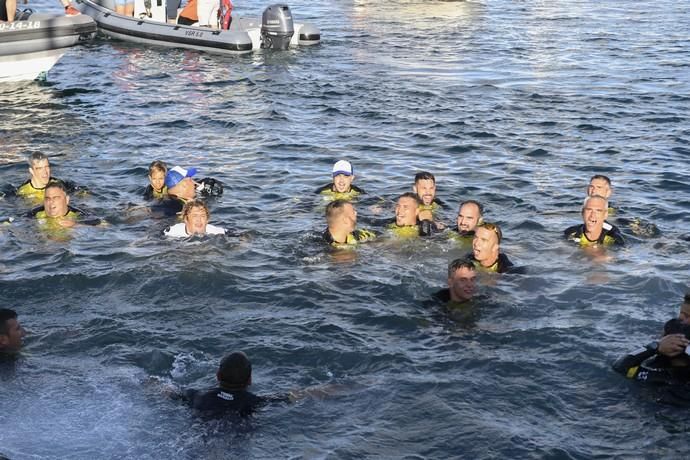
[[314, 160, 365, 201], [612, 293, 690, 384], [182, 351, 290, 416], [564, 195, 624, 247], [433, 258, 477, 305], [323, 199, 375, 248], [28, 181, 99, 228], [143, 160, 168, 200], [387, 192, 438, 238], [15, 153, 77, 204], [163, 199, 226, 237], [413, 171, 444, 223], [467, 222, 515, 273], [0, 309, 25, 353], [451, 200, 483, 243]]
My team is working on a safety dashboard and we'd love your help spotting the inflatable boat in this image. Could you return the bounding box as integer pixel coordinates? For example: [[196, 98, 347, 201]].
[[0, 13, 97, 82], [75, 0, 320, 54]]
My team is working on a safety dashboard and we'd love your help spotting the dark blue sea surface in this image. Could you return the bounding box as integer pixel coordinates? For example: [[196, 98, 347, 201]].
[[2, 0, 690, 458]]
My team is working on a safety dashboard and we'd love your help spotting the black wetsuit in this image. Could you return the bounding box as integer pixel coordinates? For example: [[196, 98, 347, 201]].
[[612, 319, 690, 384], [184, 387, 267, 416], [151, 196, 186, 217]]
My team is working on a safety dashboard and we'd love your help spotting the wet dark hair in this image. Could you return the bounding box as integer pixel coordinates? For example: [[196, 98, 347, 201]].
[[414, 171, 435, 184], [398, 192, 421, 205], [44, 181, 68, 194], [590, 174, 611, 185], [218, 352, 252, 388], [459, 200, 484, 216], [0, 309, 17, 335], [664, 319, 690, 340], [447, 258, 476, 278], [685, 293, 690, 304]]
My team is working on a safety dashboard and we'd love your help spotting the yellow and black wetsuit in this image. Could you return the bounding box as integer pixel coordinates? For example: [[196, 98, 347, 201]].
[[322, 228, 376, 249], [449, 229, 475, 245], [143, 185, 168, 200], [387, 223, 420, 239], [315, 183, 364, 201], [466, 252, 514, 274], [29, 205, 101, 227], [387, 219, 439, 238], [15, 177, 68, 204], [563, 222, 625, 246], [418, 198, 444, 217]]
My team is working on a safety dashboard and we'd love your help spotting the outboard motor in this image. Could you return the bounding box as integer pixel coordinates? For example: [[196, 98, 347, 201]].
[[261, 4, 294, 50]]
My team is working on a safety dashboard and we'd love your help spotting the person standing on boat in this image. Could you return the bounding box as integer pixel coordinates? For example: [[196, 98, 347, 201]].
[[178, 0, 231, 27], [112, 0, 134, 17], [1, 0, 17, 22], [59, 0, 81, 15]]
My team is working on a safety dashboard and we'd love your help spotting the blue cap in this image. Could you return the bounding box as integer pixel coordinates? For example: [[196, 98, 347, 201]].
[[165, 166, 197, 188]]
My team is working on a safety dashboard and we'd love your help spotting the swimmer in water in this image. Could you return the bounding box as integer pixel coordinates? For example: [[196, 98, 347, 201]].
[[451, 200, 484, 244], [143, 160, 168, 200], [15, 153, 78, 205], [323, 199, 375, 248], [434, 258, 477, 305], [29, 181, 99, 228], [586, 174, 615, 214], [612, 293, 690, 385], [182, 351, 288, 416], [315, 160, 365, 201], [154, 165, 223, 218], [386, 192, 438, 238], [0, 309, 25, 354], [176, 351, 340, 417], [163, 199, 226, 237], [467, 222, 515, 273], [564, 195, 624, 246], [412, 171, 445, 223]]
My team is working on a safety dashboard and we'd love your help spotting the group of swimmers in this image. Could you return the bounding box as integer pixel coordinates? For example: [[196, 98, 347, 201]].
[[5, 152, 688, 415]]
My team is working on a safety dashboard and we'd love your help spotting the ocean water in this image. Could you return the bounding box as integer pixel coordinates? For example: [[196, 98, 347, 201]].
[[1, 0, 690, 458]]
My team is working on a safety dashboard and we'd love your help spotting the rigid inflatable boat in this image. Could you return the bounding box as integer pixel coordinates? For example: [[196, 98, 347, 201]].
[[75, 0, 320, 54], [0, 13, 97, 82]]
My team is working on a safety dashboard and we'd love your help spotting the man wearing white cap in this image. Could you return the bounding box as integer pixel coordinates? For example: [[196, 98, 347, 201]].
[[315, 160, 365, 201]]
